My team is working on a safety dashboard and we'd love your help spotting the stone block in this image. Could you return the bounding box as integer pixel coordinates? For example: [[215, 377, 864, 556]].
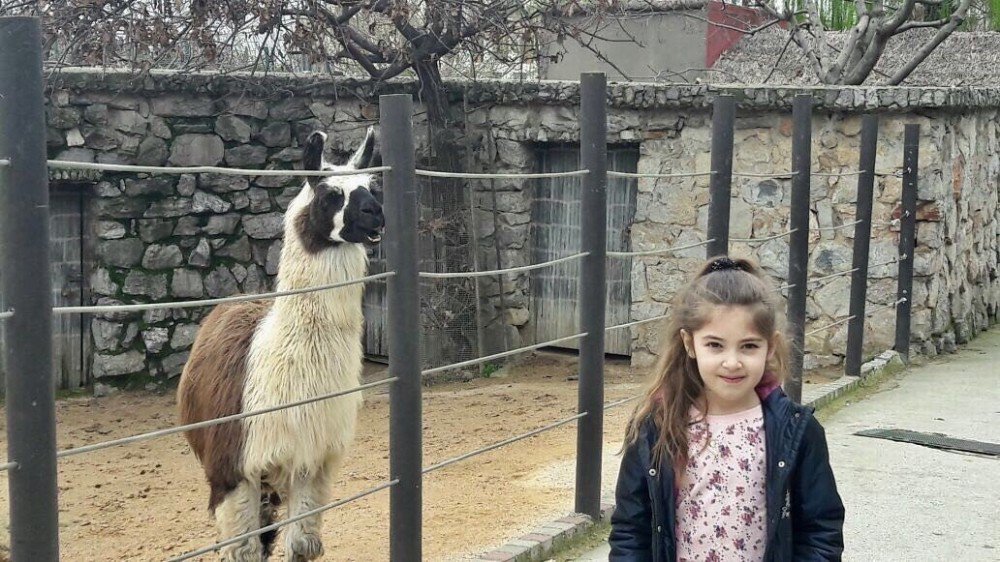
[[172, 269, 205, 298], [94, 351, 146, 378], [123, 271, 168, 299], [256, 122, 292, 147], [142, 244, 184, 270], [142, 327, 170, 354], [138, 219, 176, 243], [189, 238, 212, 268], [125, 177, 175, 197], [243, 212, 285, 239], [225, 145, 268, 168], [169, 134, 224, 166], [98, 238, 145, 268], [145, 198, 193, 218], [199, 173, 250, 193], [215, 115, 252, 143], [136, 136, 169, 166], [193, 190, 233, 214], [92, 319, 123, 352], [205, 266, 239, 298], [97, 221, 126, 240], [204, 214, 242, 236]]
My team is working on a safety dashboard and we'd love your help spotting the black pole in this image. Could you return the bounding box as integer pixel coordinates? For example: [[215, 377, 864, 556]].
[[895, 124, 919, 363], [0, 16, 59, 562], [784, 95, 812, 404], [575, 72, 607, 519], [707, 95, 735, 257], [845, 115, 878, 376], [381, 94, 422, 561]]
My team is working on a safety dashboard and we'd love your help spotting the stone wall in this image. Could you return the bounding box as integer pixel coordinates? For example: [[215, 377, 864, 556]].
[[27, 70, 1000, 384]]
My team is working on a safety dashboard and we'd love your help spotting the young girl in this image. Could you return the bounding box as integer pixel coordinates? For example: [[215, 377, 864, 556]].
[[610, 256, 844, 562]]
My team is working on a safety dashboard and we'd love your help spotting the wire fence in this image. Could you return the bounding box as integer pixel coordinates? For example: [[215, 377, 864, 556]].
[[0, 63, 924, 562]]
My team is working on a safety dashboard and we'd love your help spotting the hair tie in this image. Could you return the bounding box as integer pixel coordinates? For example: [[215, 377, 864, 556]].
[[707, 257, 744, 273]]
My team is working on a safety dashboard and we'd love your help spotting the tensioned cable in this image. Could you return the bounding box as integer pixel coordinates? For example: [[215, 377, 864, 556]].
[[608, 239, 715, 258], [415, 169, 589, 179], [421, 332, 588, 376], [0, 461, 18, 472], [43, 160, 390, 177], [732, 171, 796, 179], [812, 220, 863, 232], [776, 254, 909, 292], [606, 314, 668, 332], [423, 412, 587, 474], [604, 395, 641, 411], [166, 479, 398, 562], [731, 229, 797, 244], [607, 170, 714, 179], [57, 377, 397, 460], [804, 298, 907, 337], [53, 272, 396, 315], [0, 310, 12, 320], [418, 253, 588, 280]]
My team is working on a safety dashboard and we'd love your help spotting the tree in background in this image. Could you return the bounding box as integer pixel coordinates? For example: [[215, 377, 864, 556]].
[[746, 0, 993, 84]]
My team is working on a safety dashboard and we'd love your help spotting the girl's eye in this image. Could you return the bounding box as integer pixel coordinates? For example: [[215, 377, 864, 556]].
[[706, 342, 722, 349], [743, 343, 759, 350]]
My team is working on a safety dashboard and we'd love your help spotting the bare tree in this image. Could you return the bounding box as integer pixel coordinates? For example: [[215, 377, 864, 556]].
[[746, 0, 974, 85]]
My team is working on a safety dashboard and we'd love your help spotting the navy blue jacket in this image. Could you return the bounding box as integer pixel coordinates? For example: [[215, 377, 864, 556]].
[[609, 386, 845, 561]]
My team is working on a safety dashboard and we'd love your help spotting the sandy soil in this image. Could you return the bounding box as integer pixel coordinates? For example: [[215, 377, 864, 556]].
[[0, 354, 837, 562]]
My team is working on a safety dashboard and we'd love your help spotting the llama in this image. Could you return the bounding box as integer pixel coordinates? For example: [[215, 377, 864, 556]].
[[178, 127, 384, 562]]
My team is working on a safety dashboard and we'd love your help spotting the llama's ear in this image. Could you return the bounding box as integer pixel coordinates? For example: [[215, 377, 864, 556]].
[[346, 126, 377, 170], [303, 131, 327, 171]]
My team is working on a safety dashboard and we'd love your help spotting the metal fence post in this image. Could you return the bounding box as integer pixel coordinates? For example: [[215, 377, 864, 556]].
[[895, 124, 919, 363], [707, 95, 735, 258], [575, 72, 607, 520], [0, 16, 60, 562], [784, 95, 813, 404], [381, 94, 422, 561], [845, 115, 878, 376]]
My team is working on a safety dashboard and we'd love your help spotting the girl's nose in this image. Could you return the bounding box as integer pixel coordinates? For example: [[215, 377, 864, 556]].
[[722, 355, 742, 370]]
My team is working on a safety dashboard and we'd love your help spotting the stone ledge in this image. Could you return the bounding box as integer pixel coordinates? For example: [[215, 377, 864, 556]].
[[45, 68, 1000, 112]]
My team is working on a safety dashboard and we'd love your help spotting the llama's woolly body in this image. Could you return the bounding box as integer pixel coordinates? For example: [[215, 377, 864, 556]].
[[178, 128, 383, 561], [241, 184, 369, 479]]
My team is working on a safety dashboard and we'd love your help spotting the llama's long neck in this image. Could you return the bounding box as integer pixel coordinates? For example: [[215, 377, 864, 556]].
[[271, 187, 369, 332]]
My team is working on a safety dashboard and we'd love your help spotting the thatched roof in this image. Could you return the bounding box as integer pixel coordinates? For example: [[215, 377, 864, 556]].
[[712, 28, 1000, 86]]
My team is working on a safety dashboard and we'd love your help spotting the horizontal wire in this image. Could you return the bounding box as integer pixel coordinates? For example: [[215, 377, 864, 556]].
[[607, 170, 714, 179], [53, 272, 396, 315], [421, 332, 588, 376], [803, 315, 856, 337], [608, 238, 715, 258], [606, 313, 669, 332], [804, 298, 907, 337], [0, 310, 12, 320], [0, 159, 9, 167], [0, 461, 18, 472], [45, 160, 390, 177], [604, 395, 642, 411], [57, 377, 398, 460], [732, 171, 796, 179], [415, 169, 589, 179], [166, 479, 398, 562], [731, 229, 797, 244], [423, 412, 587, 475], [418, 253, 588, 280], [812, 219, 863, 232]]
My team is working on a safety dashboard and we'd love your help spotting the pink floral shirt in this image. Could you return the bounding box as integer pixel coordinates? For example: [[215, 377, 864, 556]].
[[675, 403, 767, 562]]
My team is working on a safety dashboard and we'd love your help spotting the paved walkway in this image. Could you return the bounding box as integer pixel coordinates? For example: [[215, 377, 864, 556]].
[[572, 327, 1000, 561]]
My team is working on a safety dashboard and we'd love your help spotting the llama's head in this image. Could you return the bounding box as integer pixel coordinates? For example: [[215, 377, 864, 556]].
[[296, 127, 384, 253]]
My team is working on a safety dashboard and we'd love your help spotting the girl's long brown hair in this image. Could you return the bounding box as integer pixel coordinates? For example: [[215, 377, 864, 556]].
[[621, 255, 790, 471]]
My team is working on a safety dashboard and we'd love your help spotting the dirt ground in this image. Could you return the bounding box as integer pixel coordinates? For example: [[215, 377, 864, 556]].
[[0, 354, 838, 562]]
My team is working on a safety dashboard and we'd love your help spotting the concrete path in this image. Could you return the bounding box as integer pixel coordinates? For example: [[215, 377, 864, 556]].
[[571, 327, 1000, 561]]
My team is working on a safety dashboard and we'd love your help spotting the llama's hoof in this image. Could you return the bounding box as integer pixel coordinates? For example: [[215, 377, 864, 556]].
[[220, 539, 264, 562], [288, 533, 324, 561]]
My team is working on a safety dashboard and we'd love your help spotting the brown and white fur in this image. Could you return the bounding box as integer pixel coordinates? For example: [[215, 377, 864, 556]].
[[178, 128, 384, 561]]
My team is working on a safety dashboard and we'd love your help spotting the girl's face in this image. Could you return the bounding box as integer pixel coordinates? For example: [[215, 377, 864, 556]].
[[681, 305, 775, 415]]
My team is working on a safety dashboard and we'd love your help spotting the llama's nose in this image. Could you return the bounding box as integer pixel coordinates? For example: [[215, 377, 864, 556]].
[[360, 199, 380, 216]]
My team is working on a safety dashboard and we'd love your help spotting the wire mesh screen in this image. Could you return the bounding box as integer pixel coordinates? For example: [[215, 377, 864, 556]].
[[361, 176, 478, 370]]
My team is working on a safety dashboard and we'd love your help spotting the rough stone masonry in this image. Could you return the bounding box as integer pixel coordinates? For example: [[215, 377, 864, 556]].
[[24, 68, 1000, 385]]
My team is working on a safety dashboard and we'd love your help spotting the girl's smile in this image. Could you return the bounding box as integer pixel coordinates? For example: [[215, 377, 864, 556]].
[[681, 304, 776, 415]]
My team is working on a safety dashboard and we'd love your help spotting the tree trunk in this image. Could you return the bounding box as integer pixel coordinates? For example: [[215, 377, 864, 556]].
[[412, 57, 479, 365]]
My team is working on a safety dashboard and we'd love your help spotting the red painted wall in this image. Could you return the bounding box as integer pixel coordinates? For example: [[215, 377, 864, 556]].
[[705, 1, 778, 67]]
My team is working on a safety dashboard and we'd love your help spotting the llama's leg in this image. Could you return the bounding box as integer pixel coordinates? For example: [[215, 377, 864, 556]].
[[215, 479, 265, 562], [284, 460, 339, 562]]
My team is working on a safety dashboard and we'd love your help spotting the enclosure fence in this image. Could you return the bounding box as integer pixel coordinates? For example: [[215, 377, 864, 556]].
[[0, 16, 920, 562]]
